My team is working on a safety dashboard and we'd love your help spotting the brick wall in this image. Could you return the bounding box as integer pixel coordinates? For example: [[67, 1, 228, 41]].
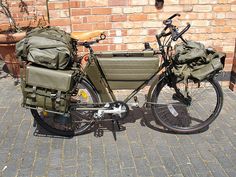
[[0, 0, 236, 89]]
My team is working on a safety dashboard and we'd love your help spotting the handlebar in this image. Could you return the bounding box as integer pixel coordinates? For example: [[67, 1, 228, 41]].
[[173, 23, 191, 41], [163, 13, 180, 26], [157, 14, 191, 45]]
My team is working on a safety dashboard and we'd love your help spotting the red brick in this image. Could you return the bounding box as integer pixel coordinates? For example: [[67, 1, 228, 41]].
[[193, 5, 212, 12], [92, 8, 112, 15], [108, 0, 128, 6], [71, 8, 91, 16], [111, 15, 127, 22], [50, 19, 70, 26], [211, 19, 226, 26], [93, 22, 112, 30], [93, 45, 109, 51], [48, 2, 69, 10], [148, 29, 158, 35], [128, 14, 147, 21], [85, 1, 108, 7], [70, 1, 80, 8], [213, 5, 231, 11], [72, 24, 93, 31], [87, 15, 109, 22]]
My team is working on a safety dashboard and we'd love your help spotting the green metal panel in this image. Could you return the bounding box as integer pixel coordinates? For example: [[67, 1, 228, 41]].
[[95, 51, 160, 89], [86, 62, 113, 102]]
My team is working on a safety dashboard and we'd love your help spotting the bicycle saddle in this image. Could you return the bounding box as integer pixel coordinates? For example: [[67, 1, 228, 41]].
[[71, 30, 105, 41]]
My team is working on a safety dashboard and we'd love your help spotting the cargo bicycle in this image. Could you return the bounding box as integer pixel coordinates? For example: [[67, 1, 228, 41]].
[[18, 14, 225, 136]]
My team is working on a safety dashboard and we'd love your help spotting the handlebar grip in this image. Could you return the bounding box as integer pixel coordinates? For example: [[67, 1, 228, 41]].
[[173, 23, 191, 41], [168, 13, 181, 20]]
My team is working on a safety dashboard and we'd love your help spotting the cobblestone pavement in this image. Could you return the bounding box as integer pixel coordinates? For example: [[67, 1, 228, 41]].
[[0, 77, 236, 177]]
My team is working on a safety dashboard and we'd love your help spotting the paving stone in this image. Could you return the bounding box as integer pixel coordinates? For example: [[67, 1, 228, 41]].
[[63, 166, 77, 177], [2, 161, 18, 177], [78, 146, 91, 161], [118, 148, 135, 169], [189, 156, 209, 175], [104, 145, 120, 166], [1, 79, 236, 177], [106, 160, 121, 176], [130, 142, 145, 159], [121, 167, 137, 177], [225, 168, 236, 177], [134, 158, 152, 176], [156, 144, 173, 157], [144, 148, 162, 167], [161, 156, 181, 176], [151, 166, 168, 177], [32, 158, 48, 176], [17, 168, 32, 177], [92, 159, 106, 177], [171, 146, 190, 165], [179, 164, 198, 177], [77, 161, 91, 177], [37, 142, 51, 159]]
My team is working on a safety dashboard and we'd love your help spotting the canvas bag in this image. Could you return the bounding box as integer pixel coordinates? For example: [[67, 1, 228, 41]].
[[16, 27, 74, 69], [21, 66, 76, 113], [173, 41, 226, 82]]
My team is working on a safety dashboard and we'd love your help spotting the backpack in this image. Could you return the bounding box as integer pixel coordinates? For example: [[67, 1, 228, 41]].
[[172, 41, 226, 82], [16, 27, 74, 69]]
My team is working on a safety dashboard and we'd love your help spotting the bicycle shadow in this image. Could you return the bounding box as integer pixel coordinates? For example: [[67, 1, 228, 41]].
[[33, 105, 209, 139]]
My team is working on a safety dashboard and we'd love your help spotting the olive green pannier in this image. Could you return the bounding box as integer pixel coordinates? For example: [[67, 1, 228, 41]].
[[172, 41, 226, 81], [21, 66, 76, 114], [16, 27, 74, 70]]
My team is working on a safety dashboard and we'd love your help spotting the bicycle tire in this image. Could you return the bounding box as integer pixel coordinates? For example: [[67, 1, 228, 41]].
[[151, 76, 223, 133], [31, 79, 99, 137]]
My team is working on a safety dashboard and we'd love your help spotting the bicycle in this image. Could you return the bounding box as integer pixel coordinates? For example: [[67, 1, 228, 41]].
[[29, 13, 224, 136]]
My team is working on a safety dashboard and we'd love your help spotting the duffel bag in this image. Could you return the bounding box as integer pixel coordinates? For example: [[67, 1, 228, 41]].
[[21, 66, 76, 114], [16, 27, 74, 69]]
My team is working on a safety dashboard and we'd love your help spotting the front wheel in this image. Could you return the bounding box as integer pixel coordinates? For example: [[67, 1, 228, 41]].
[[31, 79, 100, 137], [151, 76, 223, 133]]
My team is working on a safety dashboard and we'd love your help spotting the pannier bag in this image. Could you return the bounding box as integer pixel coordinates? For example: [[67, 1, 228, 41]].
[[173, 41, 226, 81], [21, 66, 76, 114], [16, 27, 74, 69]]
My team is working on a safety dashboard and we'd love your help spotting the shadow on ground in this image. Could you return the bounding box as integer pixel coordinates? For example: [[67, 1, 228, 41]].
[[33, 106, 209, 140]]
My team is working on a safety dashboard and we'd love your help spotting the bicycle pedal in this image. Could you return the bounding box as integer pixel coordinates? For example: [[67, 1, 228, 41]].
[[94, 128, 104, 137]]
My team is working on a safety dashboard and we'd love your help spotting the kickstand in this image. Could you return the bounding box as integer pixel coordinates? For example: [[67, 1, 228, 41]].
[[112, 120, 121, 141]]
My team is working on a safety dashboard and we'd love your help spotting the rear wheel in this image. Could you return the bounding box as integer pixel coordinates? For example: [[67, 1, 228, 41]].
[[151, 76, 223, 133], [31, 79, 99, 137]]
